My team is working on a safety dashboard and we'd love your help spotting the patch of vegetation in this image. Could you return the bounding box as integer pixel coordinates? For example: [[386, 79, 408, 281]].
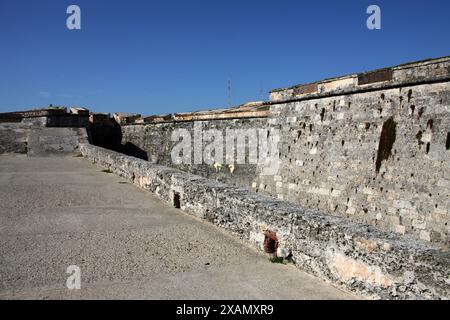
[[269, 255, 295, 265], [269, 257, 285, 264]]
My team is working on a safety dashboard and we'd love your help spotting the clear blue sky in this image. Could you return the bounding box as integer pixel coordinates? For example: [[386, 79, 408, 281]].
[[1, 0, 449, 115]]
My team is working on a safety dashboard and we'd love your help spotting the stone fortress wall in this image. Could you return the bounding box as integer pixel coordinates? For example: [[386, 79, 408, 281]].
[[1, 56, 449, 299], [119, 57, 450, 244]]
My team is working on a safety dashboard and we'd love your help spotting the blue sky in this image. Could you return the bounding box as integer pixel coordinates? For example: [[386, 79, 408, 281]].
[[0, 0, 449, 115]]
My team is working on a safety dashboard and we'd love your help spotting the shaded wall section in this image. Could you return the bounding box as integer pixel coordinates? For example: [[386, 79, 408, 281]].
[[121, 117, 268, 189]]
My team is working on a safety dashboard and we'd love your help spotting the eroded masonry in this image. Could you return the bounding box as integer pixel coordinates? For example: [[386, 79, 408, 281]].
[[120, 57, 450, 244], [1, 56, 449, 299]]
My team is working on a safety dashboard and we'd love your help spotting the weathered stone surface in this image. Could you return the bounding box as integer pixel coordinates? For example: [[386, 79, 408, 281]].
[[258, 81, 450, 244], [27, 128, 88, 157], [80, 143, 450, 300], [0, 109, 89, 156], [118, 57, 450, 244], [0, 118, 47, 154], [269, 56, 450, 101], [0, 123, 30, 154], [121, 118, 267, 189]]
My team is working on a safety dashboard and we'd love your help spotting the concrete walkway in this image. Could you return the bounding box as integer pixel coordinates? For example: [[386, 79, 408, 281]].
[[0, 155, 354, 300]]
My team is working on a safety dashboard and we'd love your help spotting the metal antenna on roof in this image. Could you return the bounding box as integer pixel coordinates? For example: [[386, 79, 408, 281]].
[[227, 78, 232, 108], [259, 82, 263, 101]]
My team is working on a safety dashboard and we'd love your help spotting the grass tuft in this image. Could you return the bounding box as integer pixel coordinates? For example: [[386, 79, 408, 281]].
[[269, 257, 285, 264]]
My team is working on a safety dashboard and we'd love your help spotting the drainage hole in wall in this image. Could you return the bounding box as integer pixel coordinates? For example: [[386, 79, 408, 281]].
[[407, 89, 412, 102], [173, 192, 181, 209], [418, 107, 424, 119]]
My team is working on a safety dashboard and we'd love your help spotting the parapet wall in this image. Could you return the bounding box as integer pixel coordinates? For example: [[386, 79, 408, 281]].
[[80, 143, 450, 300], [269, 56, 450, 102], [119, 57, 450, 244]]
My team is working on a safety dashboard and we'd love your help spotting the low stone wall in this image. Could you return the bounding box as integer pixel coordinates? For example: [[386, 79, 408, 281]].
[[80, 143, 449, 300]]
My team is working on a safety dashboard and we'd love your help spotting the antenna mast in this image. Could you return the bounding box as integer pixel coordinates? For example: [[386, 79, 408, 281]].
[[259, 82, 263, 101], [227, 78, 232, 108]]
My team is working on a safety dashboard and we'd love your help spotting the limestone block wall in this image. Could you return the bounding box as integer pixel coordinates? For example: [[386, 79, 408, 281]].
[[0, 115, 88, 156], [256, 82, 450, 244], [0, 118, 47, 154], [0, 122, 30, 154], [27, 127, 88, 157], [80, 143, 450, 300]]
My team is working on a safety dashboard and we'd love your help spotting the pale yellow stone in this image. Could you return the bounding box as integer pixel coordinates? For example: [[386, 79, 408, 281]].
[[394, 225, 406, 235]]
